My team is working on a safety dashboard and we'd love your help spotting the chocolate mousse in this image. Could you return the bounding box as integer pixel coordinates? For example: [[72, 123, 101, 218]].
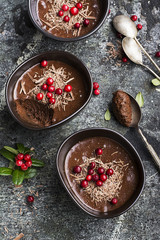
[[65, 137, 139, 212], [38, 0, 101, 38], [13, 60, 87, 128]]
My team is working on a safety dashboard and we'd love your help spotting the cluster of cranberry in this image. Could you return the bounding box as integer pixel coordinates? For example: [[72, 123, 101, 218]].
[[58, 3, 89, 29], [36, 60, 72, 104], [73, 148, 118, 205], [93, 82, 100, 95], [15, 153, 32, 171]]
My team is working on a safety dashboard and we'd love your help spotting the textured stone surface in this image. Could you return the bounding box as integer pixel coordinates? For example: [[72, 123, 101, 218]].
[[0, 0, 160, 239]]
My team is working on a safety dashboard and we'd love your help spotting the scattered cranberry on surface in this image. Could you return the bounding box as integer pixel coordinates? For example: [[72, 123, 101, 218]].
[[81, 180, 88, 188], [92, 174, 99, 182], [88, 169, 94, 175], [137, 24, 142, 30], [100, 174, 107, 182], [41, 60, 48, 67], [62, 4, 69, 11], [96, 180, 103, 186], [95, 148, 103, 156], [97, 167, 105, 174], [58, 10, 64, 17], [93, 82, 99, 90], [108, 9, 111, 15], [94, 89, 100, 95], [36, 93, 43, 100], [73, 166, 82, 173], [27, 195, 34, 203], [86, 175, 92, 181], [25, 160, 32, 167], [111, 198, 118, 205], [155, 51, 160, 57], [70, 7, 79, 15], [83, 19, 89, 26], [64, 84, 72, 92], [21, 164, 28, 171], [16, 160, 23, 166], [17, 153, 24, 160], [55, 88, 63, 95], [41, 84, 48, 91], [76, 2, 83, 9], [48, 86, 55, 92], [122, 57, 128, 62], [74, 23, 80, 29], [63, 16, 70, 22], [46, 77, 54, 85], [90, 162, 95, 169], [106, 168, 114, 176], [131, 15, 137, 21], [49, 98, 56, 104], [24, 154, 31, 161], [46, 92, 53, 98]]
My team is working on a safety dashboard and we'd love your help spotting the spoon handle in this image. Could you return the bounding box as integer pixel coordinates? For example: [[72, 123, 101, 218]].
[[138, 128, 160, 170], [141, 63, 160, 80], [135, 37, 160, 73]]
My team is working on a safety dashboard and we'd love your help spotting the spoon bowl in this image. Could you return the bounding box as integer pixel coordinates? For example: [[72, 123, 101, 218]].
[[128, 93, 141, 127]]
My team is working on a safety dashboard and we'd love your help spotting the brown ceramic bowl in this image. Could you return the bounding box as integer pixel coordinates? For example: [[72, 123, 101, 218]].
[[6, 51, 92, 130], [28, 0, 109, 42], [56, 128, 145, 218]]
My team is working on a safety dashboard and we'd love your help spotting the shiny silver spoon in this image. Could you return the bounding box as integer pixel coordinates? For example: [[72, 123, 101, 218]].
[[122, 37, 160, 80], [113, 15, 160, 72]]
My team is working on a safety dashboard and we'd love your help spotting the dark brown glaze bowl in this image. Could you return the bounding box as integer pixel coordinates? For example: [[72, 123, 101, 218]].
[[28, 0, 109, 42], [6, 51, 92, 130], [56, 128, 145, 218]]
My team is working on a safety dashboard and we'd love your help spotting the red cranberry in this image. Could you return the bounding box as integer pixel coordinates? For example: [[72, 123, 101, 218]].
[[81, 180, 88, 188], [55, 88, 63, 95], [64, 84, 72, 92], [95, 148, 103, 156], [73, 166, 82, 173], [93, 82, 99, 90], [46, 92, 53, 98], [46, 77, 54, 85], [90, 162, 95, 169], [16, 160, 23, 166], [100, 174, 107, 182], [106, 168, 114, 176], [24, 154, 31, 161], [70, 7, 79, 15], [131, 15, 137, 21], [94, 89, 100, 95], [21, 164, 28, 171], [62, 4, 69, 11], [36, 93, 43, 100], [88, 169, 94, 175], [108, 9, 111, 15], [27, 195, 34, 203], [83, 19, 89, 26], [137, 24, 142, 30], [63, 16, 70, 22], [97, 167, 105, 174], [41, 84, 48, 91], [49, 98, 56, 104], [16, 153, 24, 160], [74, 23, 80, 29], [41, 60, 48, 67], [86, 175, 92, 181], [96, 180, 103, 186], [76, 2, 83, 9], [25, 160, 32, 167], [92, 174, 99, 182], [48, 86, 55, 92], [155, 51, 160, 57], [122, 57, 128, 62], [111, 198, 118, 204], [58, 10, 64, 17]]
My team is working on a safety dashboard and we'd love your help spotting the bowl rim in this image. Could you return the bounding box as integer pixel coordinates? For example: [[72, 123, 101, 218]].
[[28, 0, 110, 42], [5, 50, 93, 130], [56, 127, 145, 218]]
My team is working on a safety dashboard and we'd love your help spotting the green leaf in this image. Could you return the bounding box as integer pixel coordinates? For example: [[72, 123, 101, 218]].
[[12, 169, 25, 185], [104, 109, 111, 121], [24, 147, 34, 154], [31, 158, 44, 167], [0, 167, 13, 176], [152, 78, 160, 86], [16, 143, 25, 153], [8, 161, 15, 169], [0, 148, 15, 162], [4, 146, 18, 155], [24, 168, 37, 179], [136, 92, 144, 108]]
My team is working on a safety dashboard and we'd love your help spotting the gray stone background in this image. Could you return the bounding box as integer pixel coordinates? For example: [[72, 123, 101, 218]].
[[0, 0, 160, 239]]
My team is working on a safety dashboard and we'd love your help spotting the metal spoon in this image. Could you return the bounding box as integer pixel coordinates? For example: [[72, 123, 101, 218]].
[[113, 15, 160, 72], [122, 37, 160, 80]]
